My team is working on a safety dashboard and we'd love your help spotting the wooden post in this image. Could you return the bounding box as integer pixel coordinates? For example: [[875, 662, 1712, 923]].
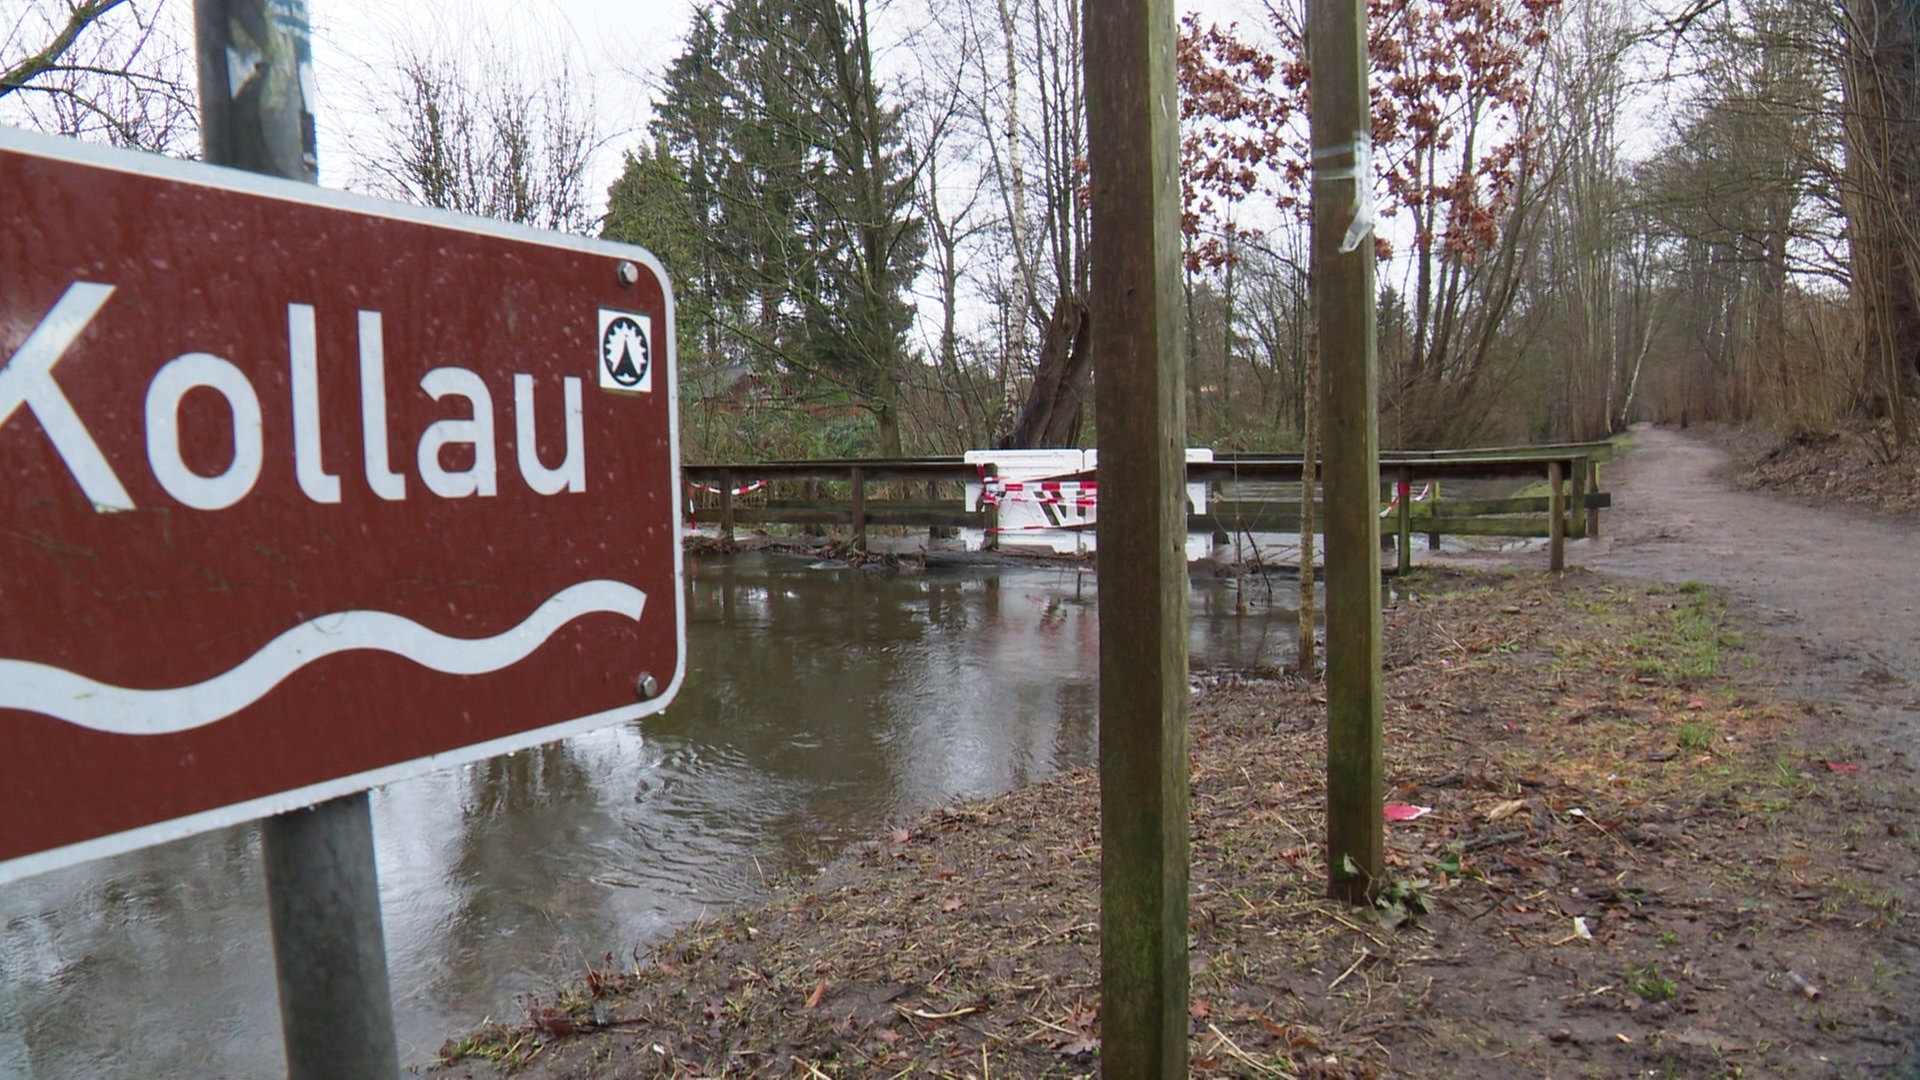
[[926, 479, 942, 541], [982, 465, 1000, 551], [1568, 456, 1588, 539], [1395, 467, 1413, 576], [1585, 461, 1601, 538], [1311, 0, 1385, 904], [197, 3, 399, 1075], [1086, 1, 1191, 1074], [851, 466, 868, 551], [1548, 460, 1566, 572], [1427, 479, 1442, 550], [719, 468, 736, 542]]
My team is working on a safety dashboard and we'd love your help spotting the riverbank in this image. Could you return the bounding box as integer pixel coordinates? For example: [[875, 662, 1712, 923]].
[[433, 564, 1919, 1077], [1705, 416, 1920, 519]]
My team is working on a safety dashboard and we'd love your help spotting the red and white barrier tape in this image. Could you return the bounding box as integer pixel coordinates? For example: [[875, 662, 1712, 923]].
[[979, 479, 1098, 508], [1379, 482, 1433, 518], [690, 479, 768, 498]]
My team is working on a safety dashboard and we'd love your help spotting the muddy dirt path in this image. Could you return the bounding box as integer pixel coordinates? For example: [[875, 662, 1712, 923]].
[[1438, 423, 1920, 748]]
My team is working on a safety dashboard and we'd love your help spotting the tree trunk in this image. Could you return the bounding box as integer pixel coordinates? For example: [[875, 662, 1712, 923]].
[[999, 293, 1092, 447]]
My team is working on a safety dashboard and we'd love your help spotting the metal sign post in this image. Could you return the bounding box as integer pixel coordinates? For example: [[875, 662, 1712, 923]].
[[196, 6, 397, 1071], [1086, 0, 1191, 1074]]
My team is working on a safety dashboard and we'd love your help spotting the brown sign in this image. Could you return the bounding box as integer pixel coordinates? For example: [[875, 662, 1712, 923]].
[[0, 127, 683, 882]]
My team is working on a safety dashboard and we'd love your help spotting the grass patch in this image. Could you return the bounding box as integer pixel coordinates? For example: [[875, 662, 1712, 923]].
[[1629, 964, 1680, 1002], [1628, 586, 1735, 682], [1677, 722, 1717, 751]]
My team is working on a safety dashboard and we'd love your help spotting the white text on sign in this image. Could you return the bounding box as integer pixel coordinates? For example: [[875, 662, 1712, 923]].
[[0, 282, 588, 512]]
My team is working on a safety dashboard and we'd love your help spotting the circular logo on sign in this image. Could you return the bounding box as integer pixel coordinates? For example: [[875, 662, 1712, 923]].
[[602, 316, 650, 388]]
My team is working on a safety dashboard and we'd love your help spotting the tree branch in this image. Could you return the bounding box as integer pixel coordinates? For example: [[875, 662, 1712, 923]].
[[0, 0, 134, 96]]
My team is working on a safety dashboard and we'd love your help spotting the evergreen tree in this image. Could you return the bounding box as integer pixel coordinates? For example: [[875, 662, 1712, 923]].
[[604, 136, 712, 372], [606, 0, 925, 455]]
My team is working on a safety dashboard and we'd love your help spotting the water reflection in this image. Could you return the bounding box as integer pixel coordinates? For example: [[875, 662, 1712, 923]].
[[0, 553, 1300, 1076]]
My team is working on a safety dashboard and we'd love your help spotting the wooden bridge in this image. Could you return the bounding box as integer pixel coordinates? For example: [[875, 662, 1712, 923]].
[[682, 441, 1615, 573]]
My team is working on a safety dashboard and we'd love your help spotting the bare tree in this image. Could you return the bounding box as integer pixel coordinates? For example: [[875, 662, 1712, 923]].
[[1638, 0, 1872, 431], [363, 42, 596, 234], [1526, 0, 1645, 439], [896, 18, 1004, 448], [1840, 0, 1918, 442], [924, 0, 1091, 447], [0, 0, 196, 155]]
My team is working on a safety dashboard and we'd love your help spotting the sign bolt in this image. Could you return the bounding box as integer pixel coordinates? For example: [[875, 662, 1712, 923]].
[[616, 261, 641, 288], [635, 673, 660, 700]]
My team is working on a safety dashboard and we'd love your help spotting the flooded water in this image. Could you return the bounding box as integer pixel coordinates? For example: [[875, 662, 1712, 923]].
[[0, 553, 1301, 1078]]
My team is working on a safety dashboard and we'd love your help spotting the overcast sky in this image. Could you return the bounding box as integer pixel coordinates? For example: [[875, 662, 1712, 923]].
[[300, 0, 1265, 206], [304, 0, 692, 195]]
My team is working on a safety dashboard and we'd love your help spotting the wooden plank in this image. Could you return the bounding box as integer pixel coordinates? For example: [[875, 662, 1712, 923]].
[[1376, 441, 1615, 464], [1212, 440, 1615, 464], [1311, 0, 1384, 906], [1422, 517, 1555, 537], [727, 504, 984, 528], [732, 498, 970, 513], [1213, 514, 1563, 540], [1192, 457, 1581, 483], [864, 509, 986, 528], [685, 462, 981, 485], [1195, 504, 1608, 539], [1086, 0, 1190, 1073], [1421, 493, 1611, 516], [1200, 505, 1310, 531], [760, 455, 969, 468], [729, 509, 851, 526]]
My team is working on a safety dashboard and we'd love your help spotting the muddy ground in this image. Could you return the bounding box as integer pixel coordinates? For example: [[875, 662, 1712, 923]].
[[432, 424, 1920, 1078]]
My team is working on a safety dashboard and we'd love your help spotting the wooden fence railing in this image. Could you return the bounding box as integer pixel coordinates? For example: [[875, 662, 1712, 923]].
[[683, 442, 1615, 572]]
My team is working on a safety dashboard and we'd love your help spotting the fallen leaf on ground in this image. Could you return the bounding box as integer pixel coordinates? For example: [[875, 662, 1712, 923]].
[[1487, 798, 1528, 821], [1055, 1035, 1098, 1058], [803, 979, 826, 1009], [528, 1006, 576, 1037]]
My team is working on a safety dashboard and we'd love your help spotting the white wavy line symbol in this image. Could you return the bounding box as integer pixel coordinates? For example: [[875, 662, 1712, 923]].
[[0, 580, 647, 736]]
